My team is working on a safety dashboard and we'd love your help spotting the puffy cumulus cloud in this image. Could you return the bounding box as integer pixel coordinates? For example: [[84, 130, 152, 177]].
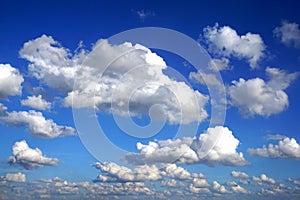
[[231, 171, 250, 179], [202, 23, 265, 68], [124, 126, 248, 167], [231, 184, 249, 194], [228, 67, 298, 117], [248, 137, 300, 159], [93, 161, 210, 186], [0, 64, 24, 99], [19, 35, 82, 93], [274, 21, 300, 48], [194, 126, 248, 166], [288, 178, 300, 185], [161, 179, 178, 187], [189, 184, 211, 194], [212, 181, 228, 193], [252, 174, 276, 185], [20, 35, 209, 125], [192, 177, 210, 188], [0, 172, 26, 182], [0, 105, 75, 138], [21, 95, 51, 110], [161, 164, 192, 180], [8, 140, 59, 170], [93, 162, 162, 182]]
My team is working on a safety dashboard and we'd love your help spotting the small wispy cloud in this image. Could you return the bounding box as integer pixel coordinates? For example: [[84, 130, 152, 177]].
[[265, 134, 287, 141], [133, 9, 155, 21]]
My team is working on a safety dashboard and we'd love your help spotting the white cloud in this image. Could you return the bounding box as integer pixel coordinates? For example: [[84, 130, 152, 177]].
[[228, 67, 298, 117], [0, 64, 24, 99], [161, 164, 193, 180], [124, 126, 248, 167], [202, 23, 265, 68], [252, 174, 276, 185], [93, 161, 211, 187], [0, 107, 75, 138], [288, 178, 300, 185], [93, 162, 161, 182], [192, 178, 210, 188], [161, 179, 178, 187], [21, 95, 51, 110], [19, 34, 81, 93], [208, 58, 231, 71], [134, 10, 155, 21], [8, 140, 59, 170], [20, 35, 209, 125], [231, 184, 249, 194], [231, 171, 250, 179], [212, 181, 228, 193], [1, 172, 26, 182], [265, 134, 287, 141], [274, 21, 300, 48], [248, 137, 300, 159], [189, 184, 211, 194], [189, 71, 223, 88]]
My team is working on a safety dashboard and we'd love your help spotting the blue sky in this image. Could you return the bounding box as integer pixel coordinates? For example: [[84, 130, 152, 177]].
[[0, 0, 300, 199]]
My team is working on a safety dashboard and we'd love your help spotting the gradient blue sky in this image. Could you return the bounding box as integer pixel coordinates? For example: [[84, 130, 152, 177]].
[[0, 0, 300, 199]]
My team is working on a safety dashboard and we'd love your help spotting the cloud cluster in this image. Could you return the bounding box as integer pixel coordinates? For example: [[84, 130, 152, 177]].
[[252, 174, 276, 185], [228, 67, 298, 117], [274, 21, 300, 48], [0, 172, 26, 182], [0, 103, 75, 138], [20, 35, 209, 125], [0, 64, 24, 99], [8, 140, 59, 170], [248, 137, 300, 159], [21, 95, 51, 110], [1, 171, 299, 200], [93, 162, 162, 182], [202, 23, 265, 68], [93, 161, 208, 186], [124, 126, 248, 167]]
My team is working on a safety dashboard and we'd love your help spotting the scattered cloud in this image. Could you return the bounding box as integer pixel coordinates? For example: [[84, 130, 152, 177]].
[[21, 95, 51, 110], [288, 178, 300, 185], [231, 184, 249, 194], [189, 71, 223, 88], [208, 58, 231, 71], [134, 9, 155, 21], [228, 67, 298, 117], [8, 140, 59, 170], [248, 137, 300, 159], [252, 174, 276, 185], [0, 103, 75, 138], [93, 162, 162, 182], [124, 126, 249, 167], [202, 23, 265, 68], [274, 21, 300, 48], [212, 181, 228, 193], [0, 64, 24, 99], [265, 134, 287, 141], [0, 172, 26, 182], [231, 171, 250, 179], [21, 35, 209, 125]]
